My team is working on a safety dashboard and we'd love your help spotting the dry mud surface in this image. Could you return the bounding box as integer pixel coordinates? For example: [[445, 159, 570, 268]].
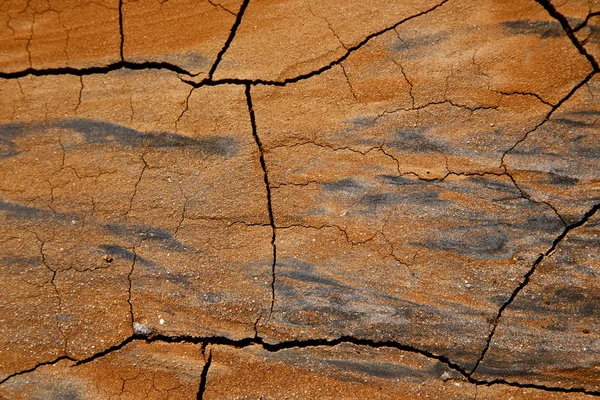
[[0, 0, 599, 398]]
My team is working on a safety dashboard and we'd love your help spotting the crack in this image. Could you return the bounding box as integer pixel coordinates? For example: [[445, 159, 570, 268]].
[[124, 152, 148, 217], [339, 63, 358, 100], [533, 0, 599, 71], [196, 348, 212, 400], [245, 84, 276, 318], [207, 0, 236, 16], [63, 333, 600, 396], [126, 243, 138, 330], [118, 0, 124, 61], [0, 0, 449, 87], [175, 86, 194, 131], [0, 355, 76, 385], [469, 202, 600, 375], [207, 0, 251, 79], [500, 70, 596, 167], [75, 76, 83, 114], [492, 90, 553, 107], [572, 11, 600, 33]]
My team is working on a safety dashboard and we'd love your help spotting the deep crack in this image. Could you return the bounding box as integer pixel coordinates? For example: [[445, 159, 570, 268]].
[[470, 202, 600, 375], [245, 84, 277, 318], [207, 0, 251, 79]]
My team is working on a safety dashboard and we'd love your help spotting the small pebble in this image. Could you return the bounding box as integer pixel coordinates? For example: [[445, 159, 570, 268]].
[[133, 322, 153, 336]]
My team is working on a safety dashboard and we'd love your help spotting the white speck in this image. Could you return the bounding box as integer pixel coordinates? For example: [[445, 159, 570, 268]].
[[159, 319, 165, 325]]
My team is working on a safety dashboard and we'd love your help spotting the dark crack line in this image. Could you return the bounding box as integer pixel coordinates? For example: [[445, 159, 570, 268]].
[[0, 356, 76, 385], [0, 61, 198, 80], [470, 202, 600, 375], [573, 11, 600, 33], [500, 70, 596, 166], [196, 349, 212, 400], [207, 0, 251, 79], [534, 0, 599, 71], [118, 0, 124, 61], [64, 333, 600, 396], [0, 0, 449, 87], [245, 84, 276, 318]]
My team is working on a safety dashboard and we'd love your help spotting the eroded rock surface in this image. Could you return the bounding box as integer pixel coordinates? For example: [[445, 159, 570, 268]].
[[0, 0, 598, 398]]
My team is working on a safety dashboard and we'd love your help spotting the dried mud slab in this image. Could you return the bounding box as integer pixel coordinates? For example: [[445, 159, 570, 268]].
[[0, 71, 272, 381], [0, 0, 121, 73], [0, 0, 599, 398]]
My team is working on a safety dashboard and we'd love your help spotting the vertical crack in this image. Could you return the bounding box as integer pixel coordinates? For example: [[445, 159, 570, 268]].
[[245, 84, 277, 318], [196, 348, 212, 400], [470, 202, 600, 375], [208, 0, 251, 79], [118, 0, 124, 61]]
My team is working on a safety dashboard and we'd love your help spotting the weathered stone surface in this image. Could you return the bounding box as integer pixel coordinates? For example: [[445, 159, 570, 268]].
[[0, 0, 599, 398]]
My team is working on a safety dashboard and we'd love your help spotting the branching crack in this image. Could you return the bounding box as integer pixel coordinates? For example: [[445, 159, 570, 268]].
[[0, 0, 450, 88], [207, 0, 251, 79], [245, 84, 276, 318], [50, 332, 600, 396], [533, 0, 599, 71], [469, 202, 600, 375], [500, 70, 596, 167]]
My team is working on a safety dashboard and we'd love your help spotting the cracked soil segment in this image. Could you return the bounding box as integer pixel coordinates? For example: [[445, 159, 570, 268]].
[[0, 0, 599, 398]]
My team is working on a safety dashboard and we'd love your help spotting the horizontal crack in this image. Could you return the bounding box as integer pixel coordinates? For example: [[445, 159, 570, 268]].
[[0, 0, 449, 88], [61, 333, 600, 396]]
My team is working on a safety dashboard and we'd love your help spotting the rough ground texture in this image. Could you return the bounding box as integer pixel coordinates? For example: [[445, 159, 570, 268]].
[[0, 0, 598, 398]]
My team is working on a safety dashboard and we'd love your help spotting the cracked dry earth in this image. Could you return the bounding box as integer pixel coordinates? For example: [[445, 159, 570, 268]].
[[0, 0, 599, 399]]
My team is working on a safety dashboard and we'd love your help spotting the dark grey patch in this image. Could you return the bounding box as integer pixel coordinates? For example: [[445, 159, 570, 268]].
[[52, 119, 237, 157], [545, 172, 579, 186], [0, 200, 77, 222], [204, 292, 220, 304], [521, 214, 564, 234], [97, 244, 157, 268], [278, 258, 351, 290], [32, 386, 83, 400], [0, 122, 30, 159], [98, 244, 137, 262], [323, 178, 364, 193], [466, 176, 519, 195], [0, 119, 238, 160], [391, 30, 451, 52], [426, 227, 510, 259], [180, 52, 210, 68], [347, 116, 377, 129], [388, 128, 447, 153], [377, 175, 422, 186], [324, 359, 413, 380], [360, 192, 399, 206], [553, 117, 596, 129], [1, 256, 40, 266], [502, 20, 563, 38], [102, 223, 189, 252]]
